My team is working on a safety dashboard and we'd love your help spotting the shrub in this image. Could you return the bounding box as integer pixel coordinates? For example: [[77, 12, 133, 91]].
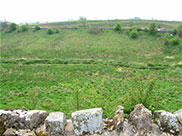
[[8, 23, 17, 32], [144, 28, 148, 32], [163, 33, 180, 46], [17, 25, 28, 32], [148, 22, 157, 35], [120, 76, 160, 113], [0, 21, 9, 30], [170, 37, 180, 45], [177, 25, 182, 37], [89, 27, 102, 34], [129, 25, 141, 31], [114, 24, 122, 32], [78, 17, 88, 27], [172, 28, 177, 35], [47, 28, 53, 35], [129, 29, 138, 39], [34, 25, 40, 31], [55, 29, 59, 33]]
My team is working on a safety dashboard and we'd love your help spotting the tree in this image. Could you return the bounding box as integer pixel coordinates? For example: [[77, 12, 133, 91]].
[[17, 25, 28, 32], [0, 21, 9, 30], [34, 25, 40, 31], [8, 23, 17, 32], [114, 24, 122, 32], [78, 17, 88, 27], [47, 28, 53, 35], [148, 22, 157, 35]]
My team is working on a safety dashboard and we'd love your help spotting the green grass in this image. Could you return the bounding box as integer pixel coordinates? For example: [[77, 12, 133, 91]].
[[39, 20, 182, 30], [0, 24, 182, 118]]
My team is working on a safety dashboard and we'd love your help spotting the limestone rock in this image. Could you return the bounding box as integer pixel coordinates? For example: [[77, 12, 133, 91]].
[[45, 112, 66, 136], [3, 128, 36, 136], [72, 108, 103, 136], [175, 110, 182, 124], [3, 128, 17, 136], [154, 110, 180, 134], [128, 104, 152, 132], [65, 119, 74, 136], [113, 105, 124, 132], [0, 109, 47, 130]]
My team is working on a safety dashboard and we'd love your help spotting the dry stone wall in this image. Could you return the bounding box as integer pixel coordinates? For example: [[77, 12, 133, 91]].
[[0, 104, 182, 136]]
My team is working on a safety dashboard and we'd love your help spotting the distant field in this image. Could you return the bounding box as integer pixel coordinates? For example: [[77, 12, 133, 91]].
[[39, 20, 182, 30], [0, 23, 182, 118]]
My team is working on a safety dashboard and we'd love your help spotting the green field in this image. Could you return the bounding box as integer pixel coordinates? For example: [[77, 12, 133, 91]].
[[0, 21, 182, 118], [40, 20, 182, 30]]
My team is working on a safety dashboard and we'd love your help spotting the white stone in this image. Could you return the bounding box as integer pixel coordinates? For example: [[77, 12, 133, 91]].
[[71, 108, 103, 136], [154, 110, 180, 134], [45, 112, 66, 136], [0, 109, 47, 130], [175, 110, 182, 124]]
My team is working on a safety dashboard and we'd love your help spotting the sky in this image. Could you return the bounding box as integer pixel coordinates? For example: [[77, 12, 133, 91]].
[[0, 0, 182, 24]]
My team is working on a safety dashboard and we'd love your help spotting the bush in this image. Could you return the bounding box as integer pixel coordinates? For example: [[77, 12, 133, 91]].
[[17, 25, 28, 32], [78, 17, 88, 27], [47, 28, 53, 35], [172, 28, 177, 35], [144, 28, 148, 32], [8, 23, 17, 32], [34, 25, 40, 31], [129, 25, 141, 31], [55, 29, 59, 33], [148, 22, 157, 35], [0, 21, 9, 30], [129, 29, 138, 39], [114, 24, 122, 32], [163, 33, 180, 46], [120, 76, 160, 113], [177, 25, 182, 37], [89, 27, 102, 34]]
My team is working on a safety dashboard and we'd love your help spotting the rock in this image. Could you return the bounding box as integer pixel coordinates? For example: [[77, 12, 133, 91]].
[[154, 110, 180, 134], [17, 129, 36, 136], [45, 112, 66, 136], [72, 108, 103, 136], [3, 128, 17, 136], [113, 106, 124, 132], [26, 110, 47, 130], [119, 120, 136, 136], [65, 119, 74, 136], [175, 110, 182, 124], [128, 104, 152, 132], [3, 128, 36, 136], [0, 109, 47, 130], [35, 123, 46, 135]]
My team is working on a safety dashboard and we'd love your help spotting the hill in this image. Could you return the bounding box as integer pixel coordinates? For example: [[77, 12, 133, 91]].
[[0, 20, 182, 118]]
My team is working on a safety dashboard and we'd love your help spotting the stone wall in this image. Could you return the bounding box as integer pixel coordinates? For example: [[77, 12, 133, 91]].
[[0, 104, 181, 136]]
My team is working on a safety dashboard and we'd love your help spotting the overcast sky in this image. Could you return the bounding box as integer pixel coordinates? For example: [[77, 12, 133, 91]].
[[0, 0, 182, 24]]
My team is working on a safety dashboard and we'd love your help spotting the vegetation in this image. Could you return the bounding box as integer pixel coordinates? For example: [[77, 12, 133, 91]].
[[55, 29, 59, 33], [0, 21, 9, 30], [177, 25, 182, 37], [0, 20, 182, 118], [34, 25, 41, 31], [78, 17, 88, 27], [163, 33, 180, 46], [129, 29, 138, 39], [114, 24, 122, 32], [47, 28, 54, 34], [17, 25, 28, 32], [148, 22, 157, 35], [8, 23, 17, 32], [89, 27, 102, 34]]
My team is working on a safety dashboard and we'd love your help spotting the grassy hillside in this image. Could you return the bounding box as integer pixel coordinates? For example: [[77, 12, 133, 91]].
[[40, 20, 182, 30], [0, 25, 182, 118]]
